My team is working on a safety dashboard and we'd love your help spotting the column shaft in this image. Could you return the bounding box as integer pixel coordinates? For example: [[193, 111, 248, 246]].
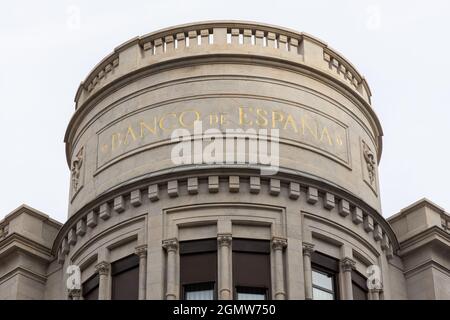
[[218, 234, 232, 300], [163, 239, 178, 300], [302, 243, 314, 300], [135, 245, 148, 300], [272, 237, 287, 300]]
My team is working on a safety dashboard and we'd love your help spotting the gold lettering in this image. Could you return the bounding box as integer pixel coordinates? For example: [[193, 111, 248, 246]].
[[111, 133, 122, 151], [220, 113, 227, 125], [256, 108, 268, 127], [210, 114, 219, 126], [159, 113, 177, 131], [319, 127, 333, 146], [301, 116, 318, 140], [239, 107, 253, 126], [123, 126, 137, 145], [179, 110, 200, 128], [272, 111, 284, 128], [336, 135, 343, 146], [283, 114, 298, 132], [140, 118, 158, 138]]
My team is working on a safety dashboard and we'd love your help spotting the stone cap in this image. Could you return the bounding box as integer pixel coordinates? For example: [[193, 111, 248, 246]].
[[0, 204, 62, 250], [73, 20, 373, 108], [388, 198, 450, 242]]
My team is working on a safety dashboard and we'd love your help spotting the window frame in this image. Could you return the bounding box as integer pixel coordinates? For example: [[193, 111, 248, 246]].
[[311, 251, 340, 300]]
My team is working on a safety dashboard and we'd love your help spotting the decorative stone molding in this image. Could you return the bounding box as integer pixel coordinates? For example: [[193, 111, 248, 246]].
[[135, 244, 148, 258], [208, 176, 219, 193], [352, 207, 363, 225], [302, 242, 315, 256], [338, 199, 351, 217], [307, 187, 318, 204], [187, 177, 198, 194], [148, 184, 159, 201], [249, 176, 261, 194], [95, 261, 110, 275], [229, 176, 240, 193], [270, 179, 281, 196], [340, 257, 356, 272], [113, 195, 125, 213], [70, 147, 84, 196], [363, 214, 374, 232], [86, 210, 98, 228], [53, 174, 398, 262], [324, 192, 335, 210], [99, 203, 111, 220], [76, 218, 86, 237], [217, 234, 232, 247], [289, 182, 300, 199], [272, 237, 288, 250], [130, 189, 142, 207], [162, 238, 179, 252], [167, 180, 179, 198]]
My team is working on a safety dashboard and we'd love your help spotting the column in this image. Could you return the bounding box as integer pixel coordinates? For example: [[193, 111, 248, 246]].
[[95, 261, 110, 300], [340, 257, 355, 300], [162, 238, 178, 300], [217, 234, 232, 300], [272, 237, 287, 300], [302, 242, 315, 300], [135, 244, 148, 300]]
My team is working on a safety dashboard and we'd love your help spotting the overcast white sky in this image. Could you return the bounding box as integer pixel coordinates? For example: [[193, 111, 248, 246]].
[[1, 0, 449, 222]]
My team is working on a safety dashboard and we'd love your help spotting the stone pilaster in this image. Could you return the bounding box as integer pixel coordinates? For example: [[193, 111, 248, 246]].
[[217, 234, 232, 300], [135, 244, 148, 300], [95, 261, 110, 300], [340, 257, 356, 300], [272, 237, 287, 300], [162, 238, 178, 300], [302, 242, 315, 300]]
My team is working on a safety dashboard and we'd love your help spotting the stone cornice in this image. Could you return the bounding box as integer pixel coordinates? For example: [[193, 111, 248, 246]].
[[397, 226, 450, 256], [0, 204, 62, 230], [0, 232, 54, 262], [51, 169, 399, 262]]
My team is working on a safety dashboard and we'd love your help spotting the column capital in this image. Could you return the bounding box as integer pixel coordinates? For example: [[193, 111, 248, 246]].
[[217, 233, 232, 247], [272, 237, 287, 250], [68, 288, 81, 300], [95, 261, 110, 276], [162, 238, 178, 252], [302, 242, 315, 256], [135, 244, 148, 258], [340, 257, 356, 272]]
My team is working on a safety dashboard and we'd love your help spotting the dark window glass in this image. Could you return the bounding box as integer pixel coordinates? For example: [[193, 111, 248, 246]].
[[352, 270, 368, 300], [236, 286, 267, 300], [180, 239, 217, 300], [82, 274, 99, 300], [311, 252, 339, 300], [111, 255, 139, 300], [184, 282, 215, 300], [233, 239, 271, 299]]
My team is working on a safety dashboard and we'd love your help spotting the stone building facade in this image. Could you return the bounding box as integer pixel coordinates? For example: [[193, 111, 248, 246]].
[[0, 21, 449, 300]]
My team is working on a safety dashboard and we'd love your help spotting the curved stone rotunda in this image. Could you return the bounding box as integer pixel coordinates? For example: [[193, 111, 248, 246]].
[[0, 21, 449, 300]]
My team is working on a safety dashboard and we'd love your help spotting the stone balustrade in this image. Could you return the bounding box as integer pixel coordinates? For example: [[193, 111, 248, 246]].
[[74, 21, 372, 110]]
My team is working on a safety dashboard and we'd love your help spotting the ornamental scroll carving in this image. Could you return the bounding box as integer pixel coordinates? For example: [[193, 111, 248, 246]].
[[71, 147, 84, 195], [361, 140, 377, 193]]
